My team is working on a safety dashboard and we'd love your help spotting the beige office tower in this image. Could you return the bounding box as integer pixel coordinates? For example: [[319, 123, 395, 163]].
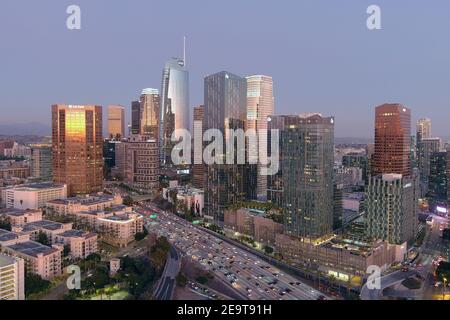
[[52, 104, 103, 196], [108, 105, 125, 139], [0, 254, 25, 300], [246, 75, 274, 200], [192, 105, 205, 189], [417, 118, 432, 140], [140, 88, 160, 141]]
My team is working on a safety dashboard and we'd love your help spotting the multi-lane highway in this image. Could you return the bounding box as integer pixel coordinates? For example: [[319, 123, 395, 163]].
[[153, 246, 181, 300], [142, 203, 329, 301]]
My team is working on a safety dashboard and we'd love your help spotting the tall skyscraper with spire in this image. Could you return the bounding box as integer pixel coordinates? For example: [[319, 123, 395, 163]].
[[160, 39, 190, 165]]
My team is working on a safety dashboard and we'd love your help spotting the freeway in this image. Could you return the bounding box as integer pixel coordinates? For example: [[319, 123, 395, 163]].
[[143, 203, 329, 301], [153, 246, 181, 300]]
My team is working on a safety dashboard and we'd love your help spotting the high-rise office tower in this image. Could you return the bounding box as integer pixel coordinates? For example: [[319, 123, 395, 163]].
[[417, 118, 432, 141], [373, 104, 411, 177], [52, 104, 103, 196], [281, 114, 335, 240], [30, 144, 52, 180], [139, 88, 160, 140], [119, 135, 159, 194], [267, 115, 299, 208], [428, 151, 448, 210], [108, 105, 125, 139], [366, 173, 419, 245], [203, 71, 250, 222], [246, 75, 274, 200], [447, 148, 450, 207], [160, 57, 189, 165], [192, 105, 205, 189], [131, 101, 141, 135], [333, 183, 343, 231], [418, 137, 441, 185]]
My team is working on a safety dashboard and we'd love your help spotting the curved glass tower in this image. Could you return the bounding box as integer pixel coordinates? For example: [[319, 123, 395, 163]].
[[160, 58, 189, 164]]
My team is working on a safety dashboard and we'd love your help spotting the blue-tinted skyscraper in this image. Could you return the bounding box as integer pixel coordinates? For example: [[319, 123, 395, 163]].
[[160, 58, 189, 164]]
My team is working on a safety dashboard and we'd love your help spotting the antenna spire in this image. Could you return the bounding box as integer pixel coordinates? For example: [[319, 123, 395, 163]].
[[183, 36, 186, 67]]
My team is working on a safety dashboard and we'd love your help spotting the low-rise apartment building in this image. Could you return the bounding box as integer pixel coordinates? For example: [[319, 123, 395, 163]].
[[0, 254, 25, 300], [1, 183, 67, 209], [224, 208, 284, 245], [0, 229, 62, 280], [46, 193, 123, 215], [275, 233, 406, 285], [0, 208, 43, 226]]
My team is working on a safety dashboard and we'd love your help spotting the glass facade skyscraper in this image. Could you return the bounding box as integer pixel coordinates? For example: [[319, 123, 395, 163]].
[[203, 71, 251, 222], [160, 58, 189, 164], [140, 88, 160, 141], [366, 173, 419, 245], [108, 105, 125, 139], [373, 104, 411, 177], [52, 104, 103, 196], [246, 75, 274, 200], [281, 114, 335, 241]]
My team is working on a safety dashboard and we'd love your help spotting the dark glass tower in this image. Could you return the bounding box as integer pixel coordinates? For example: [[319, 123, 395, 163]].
[[281, 114, 335, 240], [203, 71, 251, 223]]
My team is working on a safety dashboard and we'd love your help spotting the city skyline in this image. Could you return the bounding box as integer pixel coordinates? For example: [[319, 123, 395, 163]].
[[2, 1, 450, 137]]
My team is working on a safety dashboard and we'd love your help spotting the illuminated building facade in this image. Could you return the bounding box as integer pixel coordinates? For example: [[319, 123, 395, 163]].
[[246, 75, 274, 200], [160, 58, 189, 164], [107, 105, 125, 139], [52, 104, 103, 196], [373, 104, 411, 177], [281, 114, 335, 240], [139, 89, 160, 140]]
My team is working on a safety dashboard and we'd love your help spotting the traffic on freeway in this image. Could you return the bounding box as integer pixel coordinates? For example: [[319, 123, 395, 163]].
[[141, 203, 329, 301]]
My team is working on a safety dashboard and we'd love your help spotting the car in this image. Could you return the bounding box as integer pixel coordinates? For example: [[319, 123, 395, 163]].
[[317, 295, 326, 300], [401, 267, 409, 272]]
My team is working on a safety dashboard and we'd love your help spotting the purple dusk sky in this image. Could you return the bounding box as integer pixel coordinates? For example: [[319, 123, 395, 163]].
[[1, 0, 450, 138]]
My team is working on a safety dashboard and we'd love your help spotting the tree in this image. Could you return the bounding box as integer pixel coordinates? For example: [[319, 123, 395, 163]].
[[443, 229, 450, 241], [36, 231, 50, 246], [25, 273, 51, 297], [123, 196, 134, 206], [196, 276, 209, 285], [436, 261, 450, 282], [176, 273, 187, 287], [63, 244, 71, 257], [264, 245, 274, 255], [0, 218, 12, 231], [134, 228, 148, 241]]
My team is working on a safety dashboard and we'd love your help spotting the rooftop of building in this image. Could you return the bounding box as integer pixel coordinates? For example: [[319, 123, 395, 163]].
[[98, 212, 141, 223], [0, 208, 41, 217], [9, 182, 66, 191], [47, 193, 118, 205], [21, 220, 66, 232], [0, 229, 19, 242], [58, 229, 96, 239], [77, 205, 129, 216], [5, 241, 59, 258], [0, 254, 17, 268]]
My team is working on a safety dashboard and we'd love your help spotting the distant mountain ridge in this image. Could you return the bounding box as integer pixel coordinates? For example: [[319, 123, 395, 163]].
[[0, 122, 51, 136]]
